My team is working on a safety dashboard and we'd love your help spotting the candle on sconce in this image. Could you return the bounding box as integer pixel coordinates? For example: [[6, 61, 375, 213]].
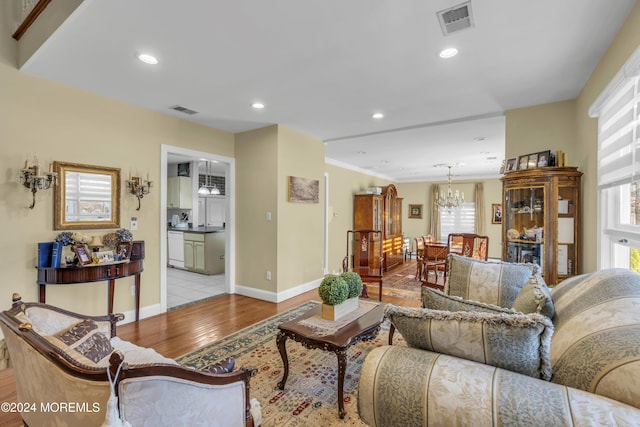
[[49, 163, 53, 173]]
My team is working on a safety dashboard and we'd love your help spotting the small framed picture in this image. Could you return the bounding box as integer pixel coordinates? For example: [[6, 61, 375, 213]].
[[95, 250, 115, 264], [537, 150, 550, 167], [492, 204, 502, 224], [528, 153, 539, 169], [73, 245, 93, 266], [518, 155, 529, 170], [506, 157, 517, 172], [408, 204, 423, 219], [117, 242, 132, 261]]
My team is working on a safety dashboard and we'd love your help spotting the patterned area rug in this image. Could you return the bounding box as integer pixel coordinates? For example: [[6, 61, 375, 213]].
[[176, 301, 405, 426]]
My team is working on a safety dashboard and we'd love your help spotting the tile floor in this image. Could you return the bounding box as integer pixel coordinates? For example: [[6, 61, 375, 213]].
[[167, 267, 226, 310]]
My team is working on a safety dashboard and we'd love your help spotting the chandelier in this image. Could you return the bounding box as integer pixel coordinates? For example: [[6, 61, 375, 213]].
[[436, 166, 464, 212]]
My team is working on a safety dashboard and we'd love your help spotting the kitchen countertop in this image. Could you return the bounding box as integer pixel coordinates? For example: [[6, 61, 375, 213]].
[[167, 226, 225, 233]]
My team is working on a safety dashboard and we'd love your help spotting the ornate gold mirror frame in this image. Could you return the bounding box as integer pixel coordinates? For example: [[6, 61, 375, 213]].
[[53, 161, 121, 230]]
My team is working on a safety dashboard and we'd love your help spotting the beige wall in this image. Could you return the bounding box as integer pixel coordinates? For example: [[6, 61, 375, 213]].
[[505, 100, 577, 161], [276, 125, 325, 291], [575, 1, 640, 272], [235, 126, 278, 292], [0, 11, 234, 317]]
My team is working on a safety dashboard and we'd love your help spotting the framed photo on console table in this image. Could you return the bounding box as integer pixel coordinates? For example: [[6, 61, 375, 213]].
[[117, 242, 132, 261], [73, 245, 92, 266]]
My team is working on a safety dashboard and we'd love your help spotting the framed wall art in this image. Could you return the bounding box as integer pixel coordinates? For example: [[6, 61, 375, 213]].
[[288, 176, 319, 203], [408, 204, 423, 219], [492, 204, 502, 224]]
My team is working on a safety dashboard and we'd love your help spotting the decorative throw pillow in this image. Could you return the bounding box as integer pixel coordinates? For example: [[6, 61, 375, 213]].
[[54, 319, 113, 363], [421, 286, 515, 314], [444, 254, 539, 308], [512, 274, 555, 319], [207, 357, 235, 374], [385, 304, 554, 380]]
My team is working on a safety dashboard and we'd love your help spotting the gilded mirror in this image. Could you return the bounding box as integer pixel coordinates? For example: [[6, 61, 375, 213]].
[[53, 161, 121, 230]]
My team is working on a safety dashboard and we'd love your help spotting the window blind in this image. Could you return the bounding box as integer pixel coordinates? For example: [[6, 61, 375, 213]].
[[440, 202, 475, 238], [597, 77, 640, 190]]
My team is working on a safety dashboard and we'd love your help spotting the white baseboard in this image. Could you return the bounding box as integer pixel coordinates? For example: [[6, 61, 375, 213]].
[[118, 303, 163, 325], [235, 278, 322, 303]]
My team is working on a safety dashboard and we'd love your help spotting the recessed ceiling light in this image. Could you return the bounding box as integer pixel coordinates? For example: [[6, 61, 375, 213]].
[[137, 53, 158, 65], [372, 113, 384, 119], [252, 102, 265, 109], [474, 136, 487, 142], [438, 47, 458, 59], [357, 151, 367, 155]]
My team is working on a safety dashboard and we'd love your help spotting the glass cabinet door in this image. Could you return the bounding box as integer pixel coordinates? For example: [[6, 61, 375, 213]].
[[505, 186, 546, 274], [557, 185, 577, 278]]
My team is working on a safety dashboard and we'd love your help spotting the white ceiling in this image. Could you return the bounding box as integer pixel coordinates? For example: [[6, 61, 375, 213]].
[[20, 0, 636, 181]]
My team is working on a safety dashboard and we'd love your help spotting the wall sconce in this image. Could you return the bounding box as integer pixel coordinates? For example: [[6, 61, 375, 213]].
[[126, 175, 152, 211], [19, 154, 57, 209]]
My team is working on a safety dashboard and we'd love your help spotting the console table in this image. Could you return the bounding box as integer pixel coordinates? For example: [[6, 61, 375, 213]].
[[36, 242, 145, 321]]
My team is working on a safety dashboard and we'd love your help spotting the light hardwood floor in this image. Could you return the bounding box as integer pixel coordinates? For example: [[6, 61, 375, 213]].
[[0, 285, 419, 426]]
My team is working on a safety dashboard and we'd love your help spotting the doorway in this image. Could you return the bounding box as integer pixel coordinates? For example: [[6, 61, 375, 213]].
[[160, 145, 236, 312]]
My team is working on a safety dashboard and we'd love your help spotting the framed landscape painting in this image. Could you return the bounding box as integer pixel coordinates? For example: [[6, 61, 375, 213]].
[[288, 176, 319, 203]]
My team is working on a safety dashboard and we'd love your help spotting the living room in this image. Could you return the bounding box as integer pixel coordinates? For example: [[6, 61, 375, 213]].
[[1, 1, 640, 425]]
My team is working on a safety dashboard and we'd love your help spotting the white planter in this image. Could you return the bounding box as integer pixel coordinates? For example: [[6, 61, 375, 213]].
[[321, 297, 359, 321]]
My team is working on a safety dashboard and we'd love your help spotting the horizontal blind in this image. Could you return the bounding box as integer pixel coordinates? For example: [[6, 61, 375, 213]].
[[598, 77, 640, 189], [440, 202, 475, 238]]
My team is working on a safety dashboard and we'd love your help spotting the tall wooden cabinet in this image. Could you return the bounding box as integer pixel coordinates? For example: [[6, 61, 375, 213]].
[[501, 167, 582, 285], [353, 184, 404, 271]]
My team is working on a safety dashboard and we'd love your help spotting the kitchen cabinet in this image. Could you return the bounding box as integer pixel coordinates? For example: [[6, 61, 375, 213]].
[[501, 167, 582, 285], [353, 184, 403, 271], [167, 176, 192, 209], [183, 232, 225, 275]]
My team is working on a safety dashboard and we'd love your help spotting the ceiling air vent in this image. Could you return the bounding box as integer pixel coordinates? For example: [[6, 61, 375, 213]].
[[437, 1, 474, 36], [169, 105, 199, 115]]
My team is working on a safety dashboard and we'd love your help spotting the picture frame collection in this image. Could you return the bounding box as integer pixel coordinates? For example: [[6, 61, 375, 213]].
[[505, 150, 551, 173]]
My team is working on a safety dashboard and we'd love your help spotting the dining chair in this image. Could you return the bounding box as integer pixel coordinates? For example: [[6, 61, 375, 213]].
[[447, 233, 489, 260], [423, 242, 449, 287], [414, 236, 426, 280]]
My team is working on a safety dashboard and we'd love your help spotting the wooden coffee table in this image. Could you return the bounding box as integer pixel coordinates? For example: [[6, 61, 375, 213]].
[[276, 302, 385, 419]]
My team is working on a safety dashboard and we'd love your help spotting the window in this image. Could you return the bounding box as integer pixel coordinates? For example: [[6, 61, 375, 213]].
[[440, 202, 475, 238], [64, 172, 113, 222], [592, 48, 640, 271]]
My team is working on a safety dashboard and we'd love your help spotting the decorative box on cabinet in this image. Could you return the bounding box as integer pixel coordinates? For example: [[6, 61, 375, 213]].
[[501, 167, 582, 285], [353, 184, 403, 272]]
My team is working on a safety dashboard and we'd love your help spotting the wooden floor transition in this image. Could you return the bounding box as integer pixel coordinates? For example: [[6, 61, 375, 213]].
[[0, 284, 418, 426]]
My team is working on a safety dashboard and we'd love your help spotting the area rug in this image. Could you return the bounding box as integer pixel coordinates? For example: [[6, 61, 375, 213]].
[[176, 301, 405, 426]]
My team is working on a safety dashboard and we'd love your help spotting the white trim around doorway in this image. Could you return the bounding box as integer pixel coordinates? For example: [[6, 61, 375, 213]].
[[160, 144, 236, 313]]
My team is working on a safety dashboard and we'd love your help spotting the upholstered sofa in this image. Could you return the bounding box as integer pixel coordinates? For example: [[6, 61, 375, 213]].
[[358, 260, 640, 426], [0, 294, 261, 427]]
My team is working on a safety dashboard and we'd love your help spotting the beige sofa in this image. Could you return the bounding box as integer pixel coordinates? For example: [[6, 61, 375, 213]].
[[358, 267, 640, 426], [0, 294, 260, 427]]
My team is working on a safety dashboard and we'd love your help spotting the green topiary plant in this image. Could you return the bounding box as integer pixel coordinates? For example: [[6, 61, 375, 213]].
[[340, 272, 363, 299], [318, 275, 349, 305]]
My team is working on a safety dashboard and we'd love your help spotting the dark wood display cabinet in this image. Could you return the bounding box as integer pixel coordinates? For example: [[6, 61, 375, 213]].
[[353, 184, 403, 272], [501, 168, 582, 285]]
